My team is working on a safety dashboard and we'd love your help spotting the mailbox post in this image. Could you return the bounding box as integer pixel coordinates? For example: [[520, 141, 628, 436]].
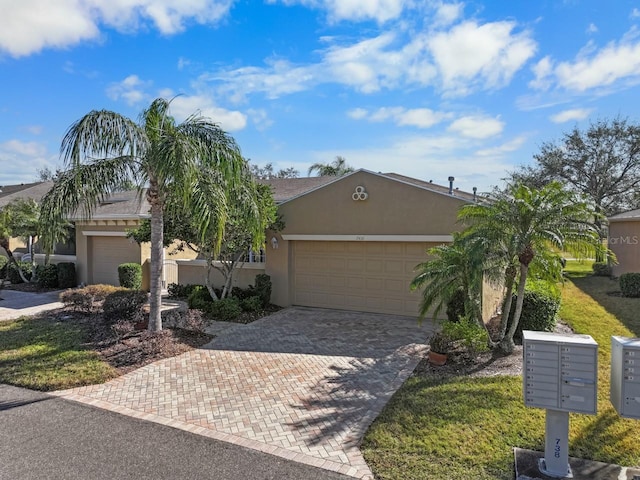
[[522, 331, 598, 478], [611, 336, 640, 419]]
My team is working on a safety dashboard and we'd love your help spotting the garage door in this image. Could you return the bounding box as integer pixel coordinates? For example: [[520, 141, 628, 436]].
[[292, 241, 434, 316], [90, 236, 141, 286]]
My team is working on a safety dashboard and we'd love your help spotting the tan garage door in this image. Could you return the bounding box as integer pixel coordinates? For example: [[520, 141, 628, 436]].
[[292, 241, 434, 316], [90, 236, 141, 286]]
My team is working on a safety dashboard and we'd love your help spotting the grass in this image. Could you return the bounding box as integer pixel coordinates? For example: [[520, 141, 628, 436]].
[[0, 315, 117, 391], [361, 260, 640, 479]]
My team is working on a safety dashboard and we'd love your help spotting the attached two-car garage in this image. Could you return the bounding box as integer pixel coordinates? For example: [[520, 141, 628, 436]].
[[291, 240, 433, 316]]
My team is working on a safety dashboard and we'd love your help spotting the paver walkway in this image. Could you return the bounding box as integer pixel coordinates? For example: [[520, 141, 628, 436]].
[[53, 307, 432, 479], [0, 289, 63, 321]]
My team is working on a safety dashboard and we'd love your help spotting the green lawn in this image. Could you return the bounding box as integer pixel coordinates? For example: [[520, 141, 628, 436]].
[[0, 316, 117, 391], [361, 261, 640, 479]]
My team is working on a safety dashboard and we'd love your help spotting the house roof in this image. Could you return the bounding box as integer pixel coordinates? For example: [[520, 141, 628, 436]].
[[258, 176, 336, 203], [0, 181, 54, 207], [381, 172, 477, 202], [609, 209, 640, 222], [71, 189, 151, 220]]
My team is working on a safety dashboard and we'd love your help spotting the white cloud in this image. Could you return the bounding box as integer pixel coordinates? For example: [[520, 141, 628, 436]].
[[549, 108, 593, 123], [448, 115, 504, 139], [268, 0, 405, 23], [475, 135, 528, 157], [529, 29, 640, 93], [0, 140, 58, 185], [631, 8, 640, 19], [106, 75, 151, 105], [433, 2, 463, 27], [0, 0, 233, 57], [212, 18, 535, 100], [586, 23, 598, 34], [428, 20, 536, 95], [169, 95, 247, 131], [247, 109, 273, 131], [349, 106, 450, 128]]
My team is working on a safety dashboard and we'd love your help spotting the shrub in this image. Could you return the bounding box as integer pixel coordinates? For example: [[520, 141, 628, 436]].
[[57, 262, 77, 289], [241, 295, 263, 312], [167, 283, 199, 299], [207, 297, 242, 321], [508, 280, 561, 339], [0, 256, 7, 278], [254, 273, 272, 307], [8, 261, 33, 284], [118, 263, 142, 289], [620, 273, 640, 298], [36, 264, 59, 288], [103, 289, 148, 323], [592, 262, 612, 277], [60, 284, 125, 313], [441, 317, 489, 355], [446, 289, 465, 322], [231, 286, 253, 301], [187, 285, 213, 310], [429, 331, 453, 354]]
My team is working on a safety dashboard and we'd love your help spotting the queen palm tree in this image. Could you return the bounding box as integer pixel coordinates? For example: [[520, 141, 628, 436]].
[[40, 98, 245, 331], [307, 156, 354, 176], [459, 181, 601, 353]]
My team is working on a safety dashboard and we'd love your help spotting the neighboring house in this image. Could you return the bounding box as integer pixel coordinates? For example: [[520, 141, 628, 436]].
[[1, 170, 502, 319], [608, 209, 640, 276]]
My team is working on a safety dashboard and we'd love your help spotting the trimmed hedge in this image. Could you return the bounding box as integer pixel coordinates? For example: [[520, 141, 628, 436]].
[[118, 263, 142, 290], [592, 262, 612, 277], [241, 295, 263, 313], [507, 280, 561, 339], [620, 273, 640, 298], [8, 261, 33, 284], [207, 297, 242, 321], [254, 273, 272, 307], [57, 262, 76, 289], [36, 264, 59, 288], [103, 289, 148, 323]]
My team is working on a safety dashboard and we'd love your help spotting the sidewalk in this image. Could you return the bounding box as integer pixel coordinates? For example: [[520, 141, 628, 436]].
[[0, 289, 64, 321]]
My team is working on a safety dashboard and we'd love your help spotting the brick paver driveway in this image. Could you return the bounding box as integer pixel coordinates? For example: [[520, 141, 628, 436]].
[[54, 307, 432, 479]]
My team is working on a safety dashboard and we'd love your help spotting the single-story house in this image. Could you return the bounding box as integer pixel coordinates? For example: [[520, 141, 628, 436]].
[[1, 170, 502, 320], [608, 209, 640, 276]]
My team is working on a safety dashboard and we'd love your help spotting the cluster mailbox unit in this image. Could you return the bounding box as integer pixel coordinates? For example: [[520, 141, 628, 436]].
[[522, 331, 598, 478], [611, 336, 640, 419]]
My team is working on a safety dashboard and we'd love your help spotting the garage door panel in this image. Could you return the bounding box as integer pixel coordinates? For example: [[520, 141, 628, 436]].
[[293, 241, 429, 316], [91, 236, 140, 286]]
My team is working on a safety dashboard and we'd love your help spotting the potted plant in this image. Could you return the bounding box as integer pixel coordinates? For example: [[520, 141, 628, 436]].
[[428, 331, 452, 366]]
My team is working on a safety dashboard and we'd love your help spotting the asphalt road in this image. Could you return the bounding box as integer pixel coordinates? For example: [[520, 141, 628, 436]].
[[0, 384, 349, 480]]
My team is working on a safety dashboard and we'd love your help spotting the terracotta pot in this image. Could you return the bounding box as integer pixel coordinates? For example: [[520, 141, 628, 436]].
[[428, 351, 448, 366]]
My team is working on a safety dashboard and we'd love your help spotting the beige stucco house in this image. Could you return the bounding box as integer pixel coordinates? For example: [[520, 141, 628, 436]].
[[2, 170, 502, 320], [608, 209, 640, 276]]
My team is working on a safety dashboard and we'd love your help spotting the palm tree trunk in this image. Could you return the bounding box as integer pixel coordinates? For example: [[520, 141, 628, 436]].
[[148, 187, 164, 332], [498, 267, 517, 343], [500, 263, 528, 354]]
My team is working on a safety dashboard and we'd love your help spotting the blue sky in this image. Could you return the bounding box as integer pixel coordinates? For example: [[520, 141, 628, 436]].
[[1, 0, 639, 193]]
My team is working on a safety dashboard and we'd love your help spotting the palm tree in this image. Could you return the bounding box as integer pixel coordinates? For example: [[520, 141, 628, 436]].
[[307, 156, 354, 176], [411, 232, 488, 330], [39, 98, 245, 331], [459, 181, 601, 353]]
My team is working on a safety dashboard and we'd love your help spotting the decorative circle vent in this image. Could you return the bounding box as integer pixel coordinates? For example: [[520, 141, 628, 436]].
[[352, 185, 368, 201]]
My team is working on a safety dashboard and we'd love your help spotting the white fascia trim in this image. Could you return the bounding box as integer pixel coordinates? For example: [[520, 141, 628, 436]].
[[82, 231, 128, 237], [72, 214, 150, 221], [281, 234, 453, 242], [173, 259, 266, 269]]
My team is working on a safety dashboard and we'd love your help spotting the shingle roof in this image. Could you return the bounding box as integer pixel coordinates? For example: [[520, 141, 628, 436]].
[[0, 181, 54, 207], [258, 176, 336, 203], [71, 189, 150, 219], [382, 172, 477, 201], [609, 209, 640, 222]]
